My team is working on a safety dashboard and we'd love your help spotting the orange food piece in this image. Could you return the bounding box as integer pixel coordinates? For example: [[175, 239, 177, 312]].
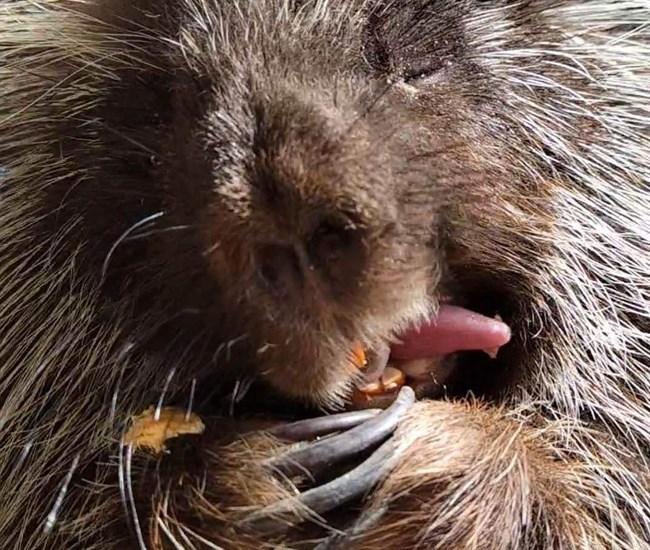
[[357, 366, 406, 396], [349, 341, 367, 369], [123, 406, 205, 453]]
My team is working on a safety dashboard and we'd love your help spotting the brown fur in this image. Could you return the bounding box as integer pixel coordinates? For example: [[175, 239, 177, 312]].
[[0, 0, 649, 548]]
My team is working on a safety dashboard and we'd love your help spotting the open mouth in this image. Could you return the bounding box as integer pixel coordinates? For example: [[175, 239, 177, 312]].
[[350, 304, 512, 408]]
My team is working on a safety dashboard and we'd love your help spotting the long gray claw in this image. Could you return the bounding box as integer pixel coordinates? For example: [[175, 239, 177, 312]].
[[242, 437, 400, 537], [313, 505, 388, 550], [268, 409, 382, 442], [268, 386, 415, 479]]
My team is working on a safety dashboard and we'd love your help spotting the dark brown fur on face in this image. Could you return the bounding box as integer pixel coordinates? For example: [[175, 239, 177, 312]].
[[0, 0, 649, 549]]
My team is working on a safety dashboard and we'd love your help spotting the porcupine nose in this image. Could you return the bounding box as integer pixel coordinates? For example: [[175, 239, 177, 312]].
[[255, 218, 363, 298], [256, 243, 304, 293], [250, 88, 370, 299]]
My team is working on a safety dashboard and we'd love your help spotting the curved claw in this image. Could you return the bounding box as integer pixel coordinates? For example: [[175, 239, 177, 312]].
[[242, 437, 400, 537], [313, 506, 388, 550], [268, 408, 382, 442], [238, 387, 415, 538], [268, 386, 415, 479]]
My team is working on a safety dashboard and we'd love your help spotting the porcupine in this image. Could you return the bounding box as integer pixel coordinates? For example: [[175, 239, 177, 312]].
[[0, 0, 649, 548]]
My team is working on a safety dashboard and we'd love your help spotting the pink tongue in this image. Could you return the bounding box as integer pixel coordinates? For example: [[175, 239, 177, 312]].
[[390, 305, 511, 360]]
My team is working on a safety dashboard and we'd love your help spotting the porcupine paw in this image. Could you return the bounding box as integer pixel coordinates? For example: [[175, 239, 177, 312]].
[[244, 386, 416, 534], [317, 400, 613, 550], [148, 387, 415, 548]]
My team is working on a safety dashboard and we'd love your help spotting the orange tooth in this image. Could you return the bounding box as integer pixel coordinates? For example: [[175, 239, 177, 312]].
[[350, 341, 367, 369]]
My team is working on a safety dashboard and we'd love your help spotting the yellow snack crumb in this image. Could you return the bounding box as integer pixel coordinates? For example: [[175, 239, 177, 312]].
[[123, 406, 205, 453]]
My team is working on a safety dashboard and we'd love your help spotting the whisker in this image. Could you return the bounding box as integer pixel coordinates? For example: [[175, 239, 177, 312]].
[[229, 379, 242, 418], [226, 334, 248, 362], [101, 125, 158, 157], [185, 378, 197, 422], [202, 241, 221, 257], [228, 378, 241, 417], [109, 343, 134, 431], [124, 225, 193, 242], [211, 342, 227, 364], [177, 524, 226, 550], [173, 521, 199, 550], [101, 212, 165, 284], [197, 471, 208, 494], [118, 430, 137, 543], [109, 389, 121, 433], [229, 376, 255, 417], [155, 366, 177, 421], [11, 438, 34, 476], [125, 444, 147, 550], [237, 378, 254, 401], [43, 454, 80, 535], [156, 516, 186, 550]]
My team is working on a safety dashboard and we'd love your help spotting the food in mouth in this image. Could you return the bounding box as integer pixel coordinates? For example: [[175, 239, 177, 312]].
[[352, 305, 512, 406]]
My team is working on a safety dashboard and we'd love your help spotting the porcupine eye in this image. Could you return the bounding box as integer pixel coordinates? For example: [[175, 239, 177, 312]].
[[363, 2, 446, 84]]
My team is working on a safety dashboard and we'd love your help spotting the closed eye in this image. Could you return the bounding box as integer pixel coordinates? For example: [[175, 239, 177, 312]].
[[401, 58, 446, 85], [364, 11, 445, 85], [403, 66, 440, 83]]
